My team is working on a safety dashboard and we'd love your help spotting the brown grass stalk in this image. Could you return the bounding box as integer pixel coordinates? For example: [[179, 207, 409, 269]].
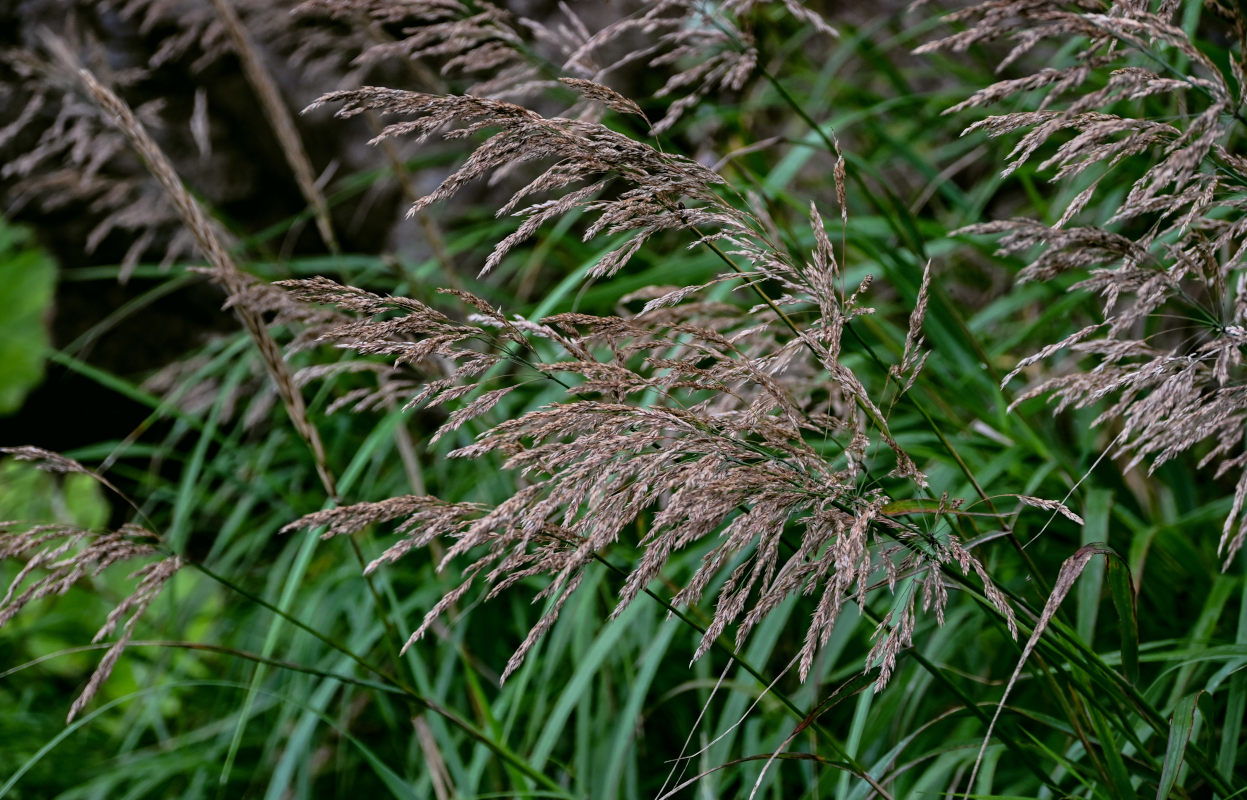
[[77, 66, 338, 500], [210, 0, 340, 255]]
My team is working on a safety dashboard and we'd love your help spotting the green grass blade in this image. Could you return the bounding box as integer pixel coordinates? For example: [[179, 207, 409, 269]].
[[1078, 489, 1112, 644], [1219, 558, 1247, 785], [1157, 692, 1202, 800], [1107, 556, 1140, 686]]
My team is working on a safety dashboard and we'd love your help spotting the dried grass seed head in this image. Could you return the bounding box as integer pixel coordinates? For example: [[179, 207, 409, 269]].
[[925, 0, 1247, 562]]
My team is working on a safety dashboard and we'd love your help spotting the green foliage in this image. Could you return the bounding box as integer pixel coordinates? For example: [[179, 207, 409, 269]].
[[0, 222, 55, 415]]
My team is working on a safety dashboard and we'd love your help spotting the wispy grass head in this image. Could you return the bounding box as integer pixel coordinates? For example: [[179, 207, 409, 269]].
[[922, 0, 1247, 563], [0, 447, 182, 722]]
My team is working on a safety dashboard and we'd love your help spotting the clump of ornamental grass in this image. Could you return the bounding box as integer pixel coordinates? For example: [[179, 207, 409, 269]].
[[0, 3, 1138, 796], [278, 77, 1017, 687], [0, 0, 1039, 736], [920, 0, 1247, 564]]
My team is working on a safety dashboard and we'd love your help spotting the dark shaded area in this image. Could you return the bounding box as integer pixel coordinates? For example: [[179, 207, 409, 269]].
[[0, 276, 233, 453]]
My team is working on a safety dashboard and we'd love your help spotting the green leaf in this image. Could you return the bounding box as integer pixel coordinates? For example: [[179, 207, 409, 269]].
[[1219, 563, 1247, 782], [1087, 703, 1135, 798], [1107, 556, 1140, 686], [0, 220, 56, 415], [1078, 489, 1111, 644], [1157, 692, 1202, 799]]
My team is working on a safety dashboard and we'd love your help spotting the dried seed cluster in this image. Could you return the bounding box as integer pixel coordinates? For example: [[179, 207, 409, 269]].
[[922, 0, 1247, 562]]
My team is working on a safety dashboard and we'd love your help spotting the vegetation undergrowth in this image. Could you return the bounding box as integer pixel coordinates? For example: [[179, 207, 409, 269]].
[[0, 1, 1245, 798]]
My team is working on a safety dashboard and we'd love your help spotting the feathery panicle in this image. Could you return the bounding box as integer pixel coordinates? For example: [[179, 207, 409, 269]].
[[0, 446, 186, 719], [566, 0, 834, 133], [0, 520, 182, 721], [67, 553, 183, 722], [557, 77, 645, 119], [0, 30, 195, 281], [296, 0, 548, 100], [306, 86, 730, 278], [282, 75, 1011, 685], [923, 0, 1247, 563], [295, 1, 832, 131], [889, 260, 932, 397], [1, 445, 129, 502], [2, 3, 373, 283], [1, 445, 94, 477]]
